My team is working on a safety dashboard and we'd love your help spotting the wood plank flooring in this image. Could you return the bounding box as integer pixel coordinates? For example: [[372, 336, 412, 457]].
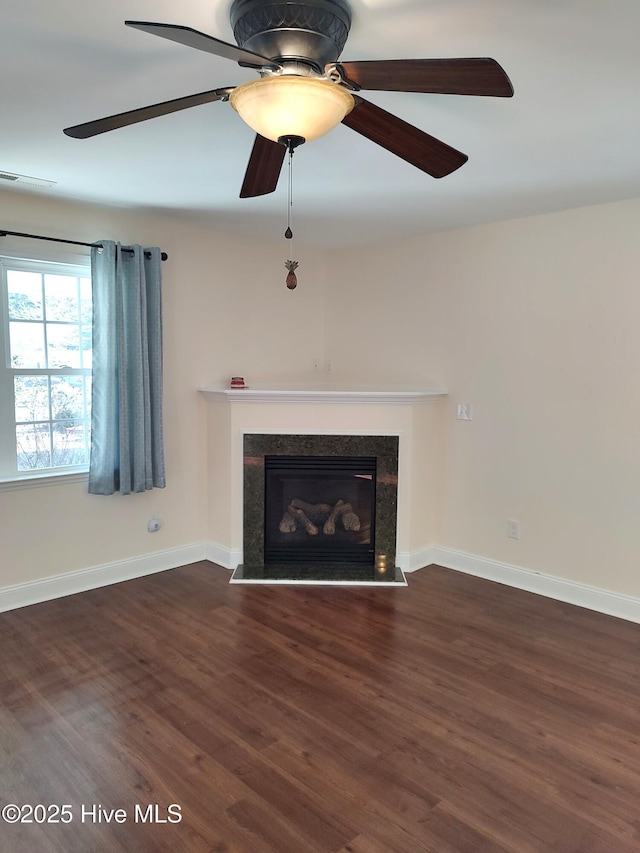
[[1, 562, 640, 852]]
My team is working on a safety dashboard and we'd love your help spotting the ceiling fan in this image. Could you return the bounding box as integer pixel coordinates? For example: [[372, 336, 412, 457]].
[[63, 0, 514, 198]]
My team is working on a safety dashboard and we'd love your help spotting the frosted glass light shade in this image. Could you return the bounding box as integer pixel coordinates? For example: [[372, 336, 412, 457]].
[[229, 76, 355, 143]]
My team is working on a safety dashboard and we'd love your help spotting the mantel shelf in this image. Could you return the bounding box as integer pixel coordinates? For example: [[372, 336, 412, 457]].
[[199, 385, 447, 405]]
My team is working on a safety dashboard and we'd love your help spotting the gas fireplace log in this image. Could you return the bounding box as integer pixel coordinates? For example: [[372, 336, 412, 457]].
[[279, 511, 298, 533], [288, 503, 319, 535], [323, 499, 346, 534], [290, 499, 332, 523], [341, 504, 361, 532], [321, 499, 361, 533], [327, 501, 361, 532], [278, 498, 362, 536]]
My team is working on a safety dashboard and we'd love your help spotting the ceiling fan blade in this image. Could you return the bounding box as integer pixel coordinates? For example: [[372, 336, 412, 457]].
[[336, 58, 514, 97], [342, 98, 468, 178], [125, 21, 281, 70], [64, 89, 230, 139], [240, 135, 286, 198]]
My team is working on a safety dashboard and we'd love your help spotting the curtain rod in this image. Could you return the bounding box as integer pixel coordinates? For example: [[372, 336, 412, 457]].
[[0, 229, 168, 261]]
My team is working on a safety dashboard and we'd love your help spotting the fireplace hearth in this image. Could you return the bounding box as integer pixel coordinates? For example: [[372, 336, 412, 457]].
[[233, 433, 405, 585]]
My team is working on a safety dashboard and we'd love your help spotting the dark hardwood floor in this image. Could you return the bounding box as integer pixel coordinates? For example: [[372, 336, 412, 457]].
[[1, 562, 640, 852]]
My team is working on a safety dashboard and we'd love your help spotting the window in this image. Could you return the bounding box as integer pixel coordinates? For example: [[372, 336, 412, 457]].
[[0, 256, 92, 480]]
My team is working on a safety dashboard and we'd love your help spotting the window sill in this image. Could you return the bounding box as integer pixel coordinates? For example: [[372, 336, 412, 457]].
[[0, 470, 89, 493]]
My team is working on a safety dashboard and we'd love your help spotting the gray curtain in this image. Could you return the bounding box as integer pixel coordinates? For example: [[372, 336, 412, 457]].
[[89, 240, 166, 495]]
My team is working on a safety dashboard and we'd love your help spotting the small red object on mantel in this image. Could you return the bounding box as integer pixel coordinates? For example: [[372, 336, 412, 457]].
[[230, 376, 245, 388]]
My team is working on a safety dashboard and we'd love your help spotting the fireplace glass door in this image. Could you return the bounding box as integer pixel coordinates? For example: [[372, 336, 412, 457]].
[[264, 455, 376, 564]]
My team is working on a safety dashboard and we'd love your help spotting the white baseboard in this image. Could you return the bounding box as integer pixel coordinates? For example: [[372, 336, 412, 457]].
[[3, 541, 639, 624], [418, 546, 640, 624], [0, 543, 210, 613], [400, 546, 439, 573], [205, 541, 241, 570]]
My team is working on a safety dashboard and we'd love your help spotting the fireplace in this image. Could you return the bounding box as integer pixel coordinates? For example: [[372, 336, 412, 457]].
[[237, 433, 404, 583], [200, 383, 447, 581], [264, 454, 376, 564]]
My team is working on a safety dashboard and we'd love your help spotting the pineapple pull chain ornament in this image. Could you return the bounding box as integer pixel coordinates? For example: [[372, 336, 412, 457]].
[[281, 135, 302, 290], [285, 259, 299, 289]]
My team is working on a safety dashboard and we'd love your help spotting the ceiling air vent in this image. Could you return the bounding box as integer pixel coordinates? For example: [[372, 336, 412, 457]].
[[0, 171, 56, 189]]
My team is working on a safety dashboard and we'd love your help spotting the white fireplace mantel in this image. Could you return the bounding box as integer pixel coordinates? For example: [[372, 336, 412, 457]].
[[199, 384, 446, 405], [200, 382, 447, 572]]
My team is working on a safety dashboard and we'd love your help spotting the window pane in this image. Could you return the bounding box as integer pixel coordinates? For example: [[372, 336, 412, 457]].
[[47, 323, 80, 368], [44, 274, 79, 321], [9, 321, 46, 368], [14, 376, 50, 422], [52, 421, 89, 467], [16, 423, 51, 470], [7, 270, 43, 320], [80, 278, 92, 323], [51, 375, 84, 420], [80, 324, 92, 368], [3, 260, 92, 478]]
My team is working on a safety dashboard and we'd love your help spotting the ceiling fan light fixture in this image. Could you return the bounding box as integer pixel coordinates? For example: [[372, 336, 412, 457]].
[[229, 76, 355, 143]]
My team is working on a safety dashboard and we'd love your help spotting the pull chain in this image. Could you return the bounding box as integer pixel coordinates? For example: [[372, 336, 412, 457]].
[[280, 135, 303, 290], [285, 143, 294, 241]]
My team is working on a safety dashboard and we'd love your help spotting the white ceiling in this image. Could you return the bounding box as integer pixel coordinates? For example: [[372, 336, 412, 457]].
[[2, 0, 639, 248]]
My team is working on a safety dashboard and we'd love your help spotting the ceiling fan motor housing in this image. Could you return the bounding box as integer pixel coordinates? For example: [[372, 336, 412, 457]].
[[230, 0, 352, 70]]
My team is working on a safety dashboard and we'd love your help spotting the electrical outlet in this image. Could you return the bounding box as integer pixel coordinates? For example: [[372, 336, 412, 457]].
[[507, 519, 520, 539], [457, 402, 472, 420], [148, 518, 162, 533]]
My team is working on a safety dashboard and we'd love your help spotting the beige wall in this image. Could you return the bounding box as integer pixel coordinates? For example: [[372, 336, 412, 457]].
[[325, 199, 640, 597], [2, 186, 640, 602], [0, 188, 326, 587]]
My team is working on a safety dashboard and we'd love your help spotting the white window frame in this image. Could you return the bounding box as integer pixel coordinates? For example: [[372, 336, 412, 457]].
[[0, 254, 92, 486]]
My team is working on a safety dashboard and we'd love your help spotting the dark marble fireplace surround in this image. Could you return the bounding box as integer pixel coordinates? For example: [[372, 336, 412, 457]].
[[240, 433, 403, 583]]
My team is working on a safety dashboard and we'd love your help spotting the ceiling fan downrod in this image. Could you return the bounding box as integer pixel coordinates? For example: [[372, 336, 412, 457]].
[[230, 0, 352, 70]]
